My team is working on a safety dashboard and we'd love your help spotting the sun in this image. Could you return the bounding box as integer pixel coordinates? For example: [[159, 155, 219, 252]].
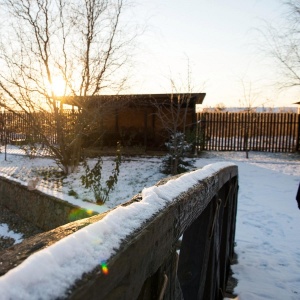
[[51, 77, 66, 96]]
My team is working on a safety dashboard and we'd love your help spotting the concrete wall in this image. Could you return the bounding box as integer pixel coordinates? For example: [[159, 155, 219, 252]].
[[0, 176, 97, 231]]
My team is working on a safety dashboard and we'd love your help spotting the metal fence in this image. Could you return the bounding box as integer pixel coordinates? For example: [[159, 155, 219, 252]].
[[196, 112, 300, 152]]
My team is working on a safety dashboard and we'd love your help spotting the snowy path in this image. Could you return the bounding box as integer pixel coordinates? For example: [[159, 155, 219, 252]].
[[195, 156, 300, 300]]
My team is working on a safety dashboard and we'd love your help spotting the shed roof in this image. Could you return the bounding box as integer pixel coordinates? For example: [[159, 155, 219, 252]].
[[59, 93, 206, 109]]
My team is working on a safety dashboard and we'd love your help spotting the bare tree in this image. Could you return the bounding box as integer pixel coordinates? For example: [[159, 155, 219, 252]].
[[238, 78, 262, 158], [0, 0, 136, 174], [214, 102, 226, 112], [156, 59, 204, 138], [261, 0, 300, 90], [155, 60, 204, 175]]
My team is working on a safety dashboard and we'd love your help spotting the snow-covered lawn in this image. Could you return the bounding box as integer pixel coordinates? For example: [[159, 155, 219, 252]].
[[0, 146, 300, 299], [0, 146, 165, 213]]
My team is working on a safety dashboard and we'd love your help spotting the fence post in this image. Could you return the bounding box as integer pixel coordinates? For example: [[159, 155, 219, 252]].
[[177, 198, 215, 299], [296, 113, 300, 152]]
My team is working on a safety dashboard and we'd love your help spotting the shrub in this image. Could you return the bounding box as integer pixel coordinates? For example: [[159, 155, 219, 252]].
[[81, 142, 122, 205]]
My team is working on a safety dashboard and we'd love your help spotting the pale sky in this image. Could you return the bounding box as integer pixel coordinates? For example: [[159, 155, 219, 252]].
[[129, 0, 299, 108]]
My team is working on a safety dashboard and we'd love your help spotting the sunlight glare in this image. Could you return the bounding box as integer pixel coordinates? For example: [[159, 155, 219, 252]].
[[51, 77, 66, 96]]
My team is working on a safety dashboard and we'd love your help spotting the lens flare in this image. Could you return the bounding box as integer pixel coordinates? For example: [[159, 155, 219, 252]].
[[68, 208, 94, 221], [101, 261, 109, 275]]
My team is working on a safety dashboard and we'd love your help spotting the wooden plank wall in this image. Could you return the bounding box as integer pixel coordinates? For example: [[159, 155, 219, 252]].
[[197, 112, 300, 152]]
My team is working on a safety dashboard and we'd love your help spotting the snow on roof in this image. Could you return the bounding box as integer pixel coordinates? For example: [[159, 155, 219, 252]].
[[0, 162, 235, 300]]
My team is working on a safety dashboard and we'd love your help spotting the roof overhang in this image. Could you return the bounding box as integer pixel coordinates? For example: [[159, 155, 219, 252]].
[[58, 93, 206, 109]]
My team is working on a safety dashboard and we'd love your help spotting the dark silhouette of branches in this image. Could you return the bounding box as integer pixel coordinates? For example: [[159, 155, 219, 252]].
[[0, 0, 136, 174]]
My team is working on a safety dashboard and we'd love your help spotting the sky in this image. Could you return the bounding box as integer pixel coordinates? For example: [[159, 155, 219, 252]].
[[0, 146, 300, 299], [129, 0, 300, 108], [1, 0, 299, 110]]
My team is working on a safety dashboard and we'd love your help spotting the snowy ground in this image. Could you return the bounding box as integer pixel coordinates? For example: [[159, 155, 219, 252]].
[[194, 151, 300, 300], [0, 146, 165, 214], [0, 146, 300, 299]]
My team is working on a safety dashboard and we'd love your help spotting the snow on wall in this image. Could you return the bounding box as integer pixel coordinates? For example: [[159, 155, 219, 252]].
[[0, 162, 236, 300], [0, 175, 98, 230]]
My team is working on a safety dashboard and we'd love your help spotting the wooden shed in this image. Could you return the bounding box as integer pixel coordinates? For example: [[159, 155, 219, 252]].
[[60, 93, 206, 149]]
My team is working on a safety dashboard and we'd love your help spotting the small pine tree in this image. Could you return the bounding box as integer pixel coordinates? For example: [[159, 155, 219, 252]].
[[161, 132, 193, 175]]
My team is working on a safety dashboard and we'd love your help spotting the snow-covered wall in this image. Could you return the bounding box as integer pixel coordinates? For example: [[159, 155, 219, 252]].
[[0, 175, 97, 230], [0, 162, 238, 300]]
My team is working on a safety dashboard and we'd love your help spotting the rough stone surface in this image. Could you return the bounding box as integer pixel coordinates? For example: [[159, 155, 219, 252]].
[[0, 176, 98, 231], [0, 176, 99, 277], [0, 206, 44, 251]]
